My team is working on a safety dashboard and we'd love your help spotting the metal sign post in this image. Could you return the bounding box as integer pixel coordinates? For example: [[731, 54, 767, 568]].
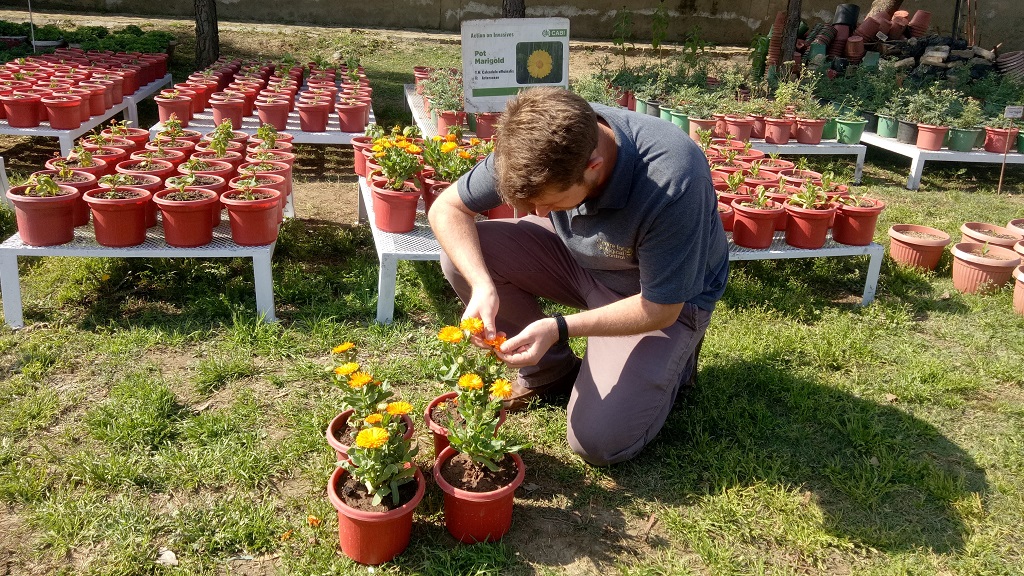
[[998, 106, 1023, 194]]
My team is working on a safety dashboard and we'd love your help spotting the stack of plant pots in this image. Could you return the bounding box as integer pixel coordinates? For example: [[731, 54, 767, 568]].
[[766, 12, 785, 68]]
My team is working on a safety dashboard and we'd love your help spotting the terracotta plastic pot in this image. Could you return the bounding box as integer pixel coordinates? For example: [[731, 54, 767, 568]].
[[474, 112, 500, 139], [44, 156, 107, 179], [888, 224, 951, 270], [784, 203, 836, 249], [424, 391, 507, 457], [723, 116, 754, 142], [916, 124, 949, 151], [422, 176, 450, 215], [436, 110, 466, 136], [41, 95, 82, 129], [210, 98, 245, 130], [336, 101, 368, 133], [82, 187, 151, 247], [325, 409, 416, 462], [1, 93, 42, 127], [296, 100, 331, 132], [959, 222, 1024, 249], [951, 242, 1021, 295], [5, 184, 80, 246], [795, 118, 827, 144], [688, 117, 717, 141], [1014, 265, 1024, 316], [718, 201, 734, 231], [31, 169, 96, 227], [983, 127, 1019, 154], [369, 180, 420, 234], [1008, 219, 1024, 238], [327, 465, 424, 565], [763, 117, 793, 145], [116, 158, 175, 182], [98, 173, 162, 228], [731, 199, 784, 249], [833, 199, 886, 246], [155, 95, 191, 126], [220, 187, 282, 245], [88, 146, 130, 177], [255, 99, 290, 131], [152, 188, 218, 247], [350, 136, 373, 177], [433, 446, 525, 543]]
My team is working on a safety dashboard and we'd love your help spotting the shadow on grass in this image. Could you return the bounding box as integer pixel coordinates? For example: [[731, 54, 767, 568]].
[[610, 358, 988, 557]]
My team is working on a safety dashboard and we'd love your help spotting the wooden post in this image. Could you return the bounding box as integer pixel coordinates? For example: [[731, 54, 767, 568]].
[[503, 0, 526, 18]]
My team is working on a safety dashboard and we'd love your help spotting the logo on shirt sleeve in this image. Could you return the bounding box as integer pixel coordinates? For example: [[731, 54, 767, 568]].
[[597, 239, 634, 260]]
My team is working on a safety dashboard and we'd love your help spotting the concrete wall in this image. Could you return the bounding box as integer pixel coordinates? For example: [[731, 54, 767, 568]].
[[2, 0, 1020, 50]]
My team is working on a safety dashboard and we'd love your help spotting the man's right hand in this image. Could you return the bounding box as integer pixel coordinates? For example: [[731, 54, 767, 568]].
[[464, 286, 500, 343]]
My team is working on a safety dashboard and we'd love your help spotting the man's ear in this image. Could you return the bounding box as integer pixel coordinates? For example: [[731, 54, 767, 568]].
[[586, 154, 604, 173]]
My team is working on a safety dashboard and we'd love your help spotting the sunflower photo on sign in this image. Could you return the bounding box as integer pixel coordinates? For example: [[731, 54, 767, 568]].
[[516, 41, 563, 84]]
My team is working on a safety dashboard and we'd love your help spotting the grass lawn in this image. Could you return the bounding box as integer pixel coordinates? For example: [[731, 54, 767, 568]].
[[0, 12, 1023, 575]]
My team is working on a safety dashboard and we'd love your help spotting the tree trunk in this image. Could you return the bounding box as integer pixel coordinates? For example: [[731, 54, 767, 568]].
[[502, 0, 526, 18], [195, 0, 219, 70], [866, 0, 904, 19], [780, 0, 802, 65]]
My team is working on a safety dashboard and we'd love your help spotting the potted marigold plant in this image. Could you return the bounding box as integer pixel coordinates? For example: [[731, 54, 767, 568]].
[[368, 135, 424, 233], [420, 134, 478, 213], [429, 319, 526, 543], [324, 342, 415, 461], [328, 391, 424, 565]]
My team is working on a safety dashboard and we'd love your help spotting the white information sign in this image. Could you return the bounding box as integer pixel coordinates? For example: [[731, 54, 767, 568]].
[[1004, 105, 1023, 119], [461, 18, 570, 113]]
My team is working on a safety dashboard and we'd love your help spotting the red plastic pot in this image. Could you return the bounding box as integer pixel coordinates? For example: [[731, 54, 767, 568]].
[[98, 173, 163, 228], [731, 199, 784, 249], [210, 97, 245, 130], [229, 173, 287, 222], [983, 127, 1020, 154], [327, 465, 424, 565], [156, 95, 192, 126], [296, 100, 331, 132], [131, 148, 187, 170], [219, 187, 282, 245], [1, 93, 42, 127], [784, 202, 836, 249], [718, 201, 734, 232], [31, 169, 96, 227], [255, 99, 291, 130], [369, 179, 420, 233], [423, 391, 507, 457], [336, 100, 368, 132], [44, 156, 107, 179], [152, 188, 218, 247], [474, 112, 500, 139], [116, 158, 175, 182], [325, 409, 416, 462], [351, 136, 374, 177], [433, 446, 525, 543], [5, 184, 80, 246], [83, 187, 151, 247], [887, 224, 951, 270], [77, 83, 106, 116], [724, 115, 755, 142], [437, 111, 466, 136], [833, 199, 886, 246], [88, 146, 130, 177], [41, 95, 82, 129], [795, 118, 828, 144]]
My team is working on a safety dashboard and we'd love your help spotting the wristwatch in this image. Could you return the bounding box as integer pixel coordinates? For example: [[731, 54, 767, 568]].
[[552, 313, 569, 345]]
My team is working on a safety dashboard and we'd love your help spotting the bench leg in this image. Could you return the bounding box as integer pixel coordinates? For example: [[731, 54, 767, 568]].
[[376, 255, 399, 324], [125, 99, 139, 127], [907, 155, 924, 190], [861, 247, 883, 306], [357, 179, 367, 224], [58, 135, 74, 157], [854, 147, 866, 184], [0, 252, 24, 328], [252, 251, 277, 322], [283, 192, 295, 219]]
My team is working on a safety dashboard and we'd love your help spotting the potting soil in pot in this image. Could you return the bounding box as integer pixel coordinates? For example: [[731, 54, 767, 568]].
[[335, 473, 419, 513], [439, 452, 519, 492]]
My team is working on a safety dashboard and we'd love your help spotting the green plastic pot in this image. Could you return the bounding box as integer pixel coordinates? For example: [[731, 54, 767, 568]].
[[635, 98, 648, 115], [669, 109, 689, 132], [660, 106, 674, 121], [822, 117, 838, 140], [1018, 132, 1024, 154], [947, 127, 981, 152], [836, 119, 867, 144], [877, 115, 898, 138], [466, 112, 477, 132]]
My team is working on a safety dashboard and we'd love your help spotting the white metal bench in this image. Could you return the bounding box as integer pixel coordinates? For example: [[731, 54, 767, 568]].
[[0, 74, 172, 156], [861, 131, 1024, 190], [357, 177, 883, 324], [0, 222, 277, 329]]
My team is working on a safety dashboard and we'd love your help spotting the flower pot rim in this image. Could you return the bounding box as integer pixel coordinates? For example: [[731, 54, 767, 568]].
[[152, 187, 218, 206], [6, 184, 79, 202], [1014, 263, 1024, 283], [327, 464, 426, 521], [325, 408, 354, 454], [220, 187, 281, 206], [888, 224, 951, 246], [960, 222, 1024, 244], [83, 186, 151, 204], [784, 202, 836, 217], [432, 445, 526, 503], [951, 242, 1021, 268], [836, 198, 886, 213], [730, 198, 784, 215]]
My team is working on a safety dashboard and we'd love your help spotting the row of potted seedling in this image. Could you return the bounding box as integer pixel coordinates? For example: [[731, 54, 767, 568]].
[[155, 59, 372, 134], [5, 118, 295, 249], [0, 48, 169, 130]]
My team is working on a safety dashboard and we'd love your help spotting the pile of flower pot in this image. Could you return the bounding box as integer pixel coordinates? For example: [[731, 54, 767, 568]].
[[325, 328, 525, 565], [4, 117, 290, 249], [350, 123, 501, 233], [702, 137, 885, 250], [888, 220, 1024, 313], [155, 58, 372, 134], [0, 47, 167, 130]]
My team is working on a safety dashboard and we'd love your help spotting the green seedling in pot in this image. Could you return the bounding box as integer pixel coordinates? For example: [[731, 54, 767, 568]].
[[23, 175, 63, 197]]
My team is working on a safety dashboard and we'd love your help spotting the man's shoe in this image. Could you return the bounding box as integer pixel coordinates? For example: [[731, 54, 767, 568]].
[[503, 361, 581, 412]]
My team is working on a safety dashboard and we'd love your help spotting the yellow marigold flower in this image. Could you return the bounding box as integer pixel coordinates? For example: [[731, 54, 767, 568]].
[[458, 150, 473, 160], [484, 334, 507, 348], [374, 151, 385, 158], [527, 49, 554, 79], [307, 515, 321, 527], [445, 133, 458, 142], [381, 140, 393, 148], [371, 144, 383, 152], [386, 401, 413, 416], [395, 139, 410, 149], [458, 373, 484, 390], [332, 342, 355, 354], [490, 378, 513, 399], [395, 135, 407, 142], [438, 326, 463, 343], [365, 413, 383, 425], [440, 141, 458, 154], [355, 427, 389, 449], [470, 138, 481, 146], [101, 273, 111, 281], [460, 317, 485, 335], [432, 135, 443, 141], [348, 372, 373, 388], [407, 144, 422, 155], [334, 362, 359, 376]]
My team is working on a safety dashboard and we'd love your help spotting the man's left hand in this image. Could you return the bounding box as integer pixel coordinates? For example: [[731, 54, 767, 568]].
[[496, 317, 559, 368]]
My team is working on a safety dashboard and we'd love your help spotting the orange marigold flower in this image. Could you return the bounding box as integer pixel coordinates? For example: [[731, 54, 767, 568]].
[[307, 515, 321, 527], [332, 342, 355, 354], [348, 372, 373, 388], [445, 133, 458, 142], [460, 317, 485, 335], [280, 530, 293, 541], [386, 401, 413, 415], [490, 378, 513, 399], [365, 413, 383, 425], [334, 362, 359, 376], [458, 150, 473, 159], [458, 373, 484, 390], [355, 427, 389, 449], [431, 135, 443, 141], [470, 138, 482, 146], [438, 326, 463, 343], [484, 334, 507, 348], [395, 139, 410, 149], [407, 144, 422, 155], [440, 141, 458, 154]]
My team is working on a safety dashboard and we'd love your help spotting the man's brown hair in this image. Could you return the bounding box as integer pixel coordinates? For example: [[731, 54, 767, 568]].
[[493, 87, 599, 203]]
